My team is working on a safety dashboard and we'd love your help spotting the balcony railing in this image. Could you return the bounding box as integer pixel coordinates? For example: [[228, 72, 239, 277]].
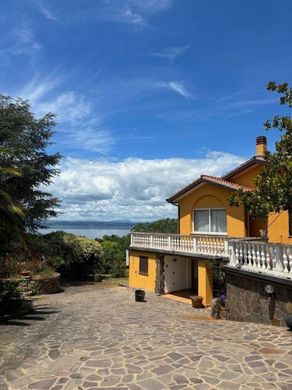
[[130, 232, 229, 257], [130, 233, 292, 280], [228, 239, 292, 278]]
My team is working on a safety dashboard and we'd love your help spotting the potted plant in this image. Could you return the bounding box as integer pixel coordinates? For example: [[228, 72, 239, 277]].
[[284, 302, 292, 330]]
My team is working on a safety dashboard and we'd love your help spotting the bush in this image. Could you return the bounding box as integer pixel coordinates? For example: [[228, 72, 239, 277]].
[[43, 231, 102, 279], [98, 235, 130, 277], [0, 280, 22, 314]]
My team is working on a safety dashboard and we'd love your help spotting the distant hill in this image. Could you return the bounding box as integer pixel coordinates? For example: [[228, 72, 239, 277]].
[[43, 220, 137, 230]]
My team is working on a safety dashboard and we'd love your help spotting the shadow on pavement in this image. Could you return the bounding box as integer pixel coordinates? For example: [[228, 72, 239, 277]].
[[0, 303, 59, 327]]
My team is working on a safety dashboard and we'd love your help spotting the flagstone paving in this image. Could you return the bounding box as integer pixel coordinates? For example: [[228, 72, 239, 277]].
[[0, 285, 292, 390]]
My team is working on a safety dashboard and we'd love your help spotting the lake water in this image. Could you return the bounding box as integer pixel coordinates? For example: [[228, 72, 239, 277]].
[[40, 227, 131, 239]]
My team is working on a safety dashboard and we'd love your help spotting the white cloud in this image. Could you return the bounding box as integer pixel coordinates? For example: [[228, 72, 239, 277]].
[[16, 76, 114, 154], [35, 0, 57, 21], [129, 0, 173, 13], [168, 81, 193, 98], [0, 23, 41, 59], [152, 45, 189, 60], [18, 76, 61, 104], [48, 151, 245, 221], [72, 0, 173, 29], [36, 91, 91, 122]]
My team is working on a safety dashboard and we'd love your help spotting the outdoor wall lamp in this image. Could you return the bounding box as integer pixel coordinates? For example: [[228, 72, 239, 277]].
[[264, 284, 274, 296], [265, 284, 275, 321]]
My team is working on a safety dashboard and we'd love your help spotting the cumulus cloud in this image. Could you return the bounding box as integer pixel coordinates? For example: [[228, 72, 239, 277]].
[[48, 151, 245, 221]]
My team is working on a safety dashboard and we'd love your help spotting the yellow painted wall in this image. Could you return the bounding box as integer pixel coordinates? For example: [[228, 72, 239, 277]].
[[129, 250, 157, 292], [268, 211, 292, 244], [178, 184, 246, 237], [198, 260, 213, 306], [249, 216, 267, 237], [230, 165, 262, 187]]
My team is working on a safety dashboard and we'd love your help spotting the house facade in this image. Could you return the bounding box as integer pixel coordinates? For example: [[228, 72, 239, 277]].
[[128, 136, 292, 325]]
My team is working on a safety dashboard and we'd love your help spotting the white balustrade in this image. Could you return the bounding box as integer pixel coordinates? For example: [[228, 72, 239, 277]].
[[131, 232, 229, 257], [228, 240, 292, 278], [131, 233, 292, 280]]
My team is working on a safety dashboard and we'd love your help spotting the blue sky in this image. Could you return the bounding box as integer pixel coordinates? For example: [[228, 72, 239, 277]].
[[1, 0, 291, 221]]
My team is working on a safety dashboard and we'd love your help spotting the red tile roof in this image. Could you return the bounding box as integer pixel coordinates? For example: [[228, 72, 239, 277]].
[[167, 174, 253, 204], [166, 156, 264, 204], [201, 175, 253, 192]]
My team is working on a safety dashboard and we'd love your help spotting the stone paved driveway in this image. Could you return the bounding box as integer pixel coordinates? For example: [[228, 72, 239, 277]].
[[1, 285, 292, 390]]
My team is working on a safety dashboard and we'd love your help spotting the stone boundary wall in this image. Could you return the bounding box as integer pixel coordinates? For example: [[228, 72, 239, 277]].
[[32, 273, 61, 294], [1, 273, 61, 295], [224, 267, 292, 326]]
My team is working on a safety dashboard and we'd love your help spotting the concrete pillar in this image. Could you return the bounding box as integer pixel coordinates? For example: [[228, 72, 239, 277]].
[[198, 260, 213, 306]]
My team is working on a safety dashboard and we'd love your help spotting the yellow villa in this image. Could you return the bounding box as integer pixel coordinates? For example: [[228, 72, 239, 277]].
[[128, 136, 292, 325]]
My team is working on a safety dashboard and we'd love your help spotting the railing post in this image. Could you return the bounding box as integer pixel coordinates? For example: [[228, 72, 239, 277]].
[[150, 235, 153, 248], [224, 239, 228, 256], [193, 237, 197, 253], [228, 241, 236, 267], [168, 236, 171, 250], [130, 233, 133, 246], [274, 245, 284, 273]]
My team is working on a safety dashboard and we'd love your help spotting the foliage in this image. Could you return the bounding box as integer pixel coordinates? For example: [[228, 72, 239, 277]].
[[131, 218, 178, 233], [230, 82, 292, 218], [0, 147, 25, 244], [0, 95, 61, 232], [98, 235, 130, 277], [42, 231, 102, 279], [0, 280, 22, 314], [0, 239, 52, 278]]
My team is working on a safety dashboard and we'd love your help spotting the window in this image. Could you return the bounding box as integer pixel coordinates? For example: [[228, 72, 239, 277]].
[[139, 256, 148, 275], [194, 208, 227, 234], [289, 209, 292, 236]]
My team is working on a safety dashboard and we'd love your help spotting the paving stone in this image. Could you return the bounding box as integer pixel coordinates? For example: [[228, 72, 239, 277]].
[[173, 374, 189, 384], [151, 365, 173, 376], [138, 378, 165, 390], [49, 350, 60, 360], [28, 378, 56, 389]]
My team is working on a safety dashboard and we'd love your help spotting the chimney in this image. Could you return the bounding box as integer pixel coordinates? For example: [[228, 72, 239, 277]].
[[256, 136, 267, 156]]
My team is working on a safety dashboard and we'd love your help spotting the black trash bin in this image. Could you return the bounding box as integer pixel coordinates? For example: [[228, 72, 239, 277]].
[[135, 289, 145, 302]]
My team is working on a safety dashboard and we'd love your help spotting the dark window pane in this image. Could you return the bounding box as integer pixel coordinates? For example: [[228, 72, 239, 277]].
[[139, 256, 148, 275]]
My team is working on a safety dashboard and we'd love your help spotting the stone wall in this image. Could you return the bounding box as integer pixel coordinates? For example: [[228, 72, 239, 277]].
[[224, 267, 292, 326], [32, 273, 61, 294]]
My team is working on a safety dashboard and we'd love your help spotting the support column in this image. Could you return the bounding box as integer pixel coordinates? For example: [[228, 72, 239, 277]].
[[198, 260, 213, 306], [155, 255, 165, 295]]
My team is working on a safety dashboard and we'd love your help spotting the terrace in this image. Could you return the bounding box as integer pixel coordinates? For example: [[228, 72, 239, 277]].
[[130, 232, 292, 279]]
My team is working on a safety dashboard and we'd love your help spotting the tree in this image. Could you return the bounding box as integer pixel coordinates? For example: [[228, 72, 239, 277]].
[[230, 82, 292, 218], [0, 95, 61, 232], [0, 147, 25, 243], [131, 218, 178, 233]]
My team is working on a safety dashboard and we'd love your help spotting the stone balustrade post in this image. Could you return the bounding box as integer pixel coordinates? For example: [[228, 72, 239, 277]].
[[274, 245, 284, 273]]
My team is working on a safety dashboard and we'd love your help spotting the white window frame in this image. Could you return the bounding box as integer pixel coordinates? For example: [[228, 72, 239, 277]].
[[193, 208, 227, 235]]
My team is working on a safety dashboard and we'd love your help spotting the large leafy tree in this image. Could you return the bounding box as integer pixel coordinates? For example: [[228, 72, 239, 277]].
[[0, 147, 25, 243], [230, 82, 292, 218], [0, 95, 61, 232]]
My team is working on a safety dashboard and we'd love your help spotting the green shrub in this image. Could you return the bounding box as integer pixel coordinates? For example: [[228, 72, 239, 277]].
[[99, 235, 129, 277], [43, 231, 102, 279], [0, 280, 22, 314]]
